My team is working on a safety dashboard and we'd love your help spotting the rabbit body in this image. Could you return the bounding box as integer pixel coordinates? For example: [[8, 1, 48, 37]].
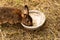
[[0, 7, 22, 24], [0, 5, 33, 26]]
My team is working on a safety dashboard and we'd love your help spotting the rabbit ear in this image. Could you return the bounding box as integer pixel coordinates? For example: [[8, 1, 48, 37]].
[[23, 5, 29, 15]]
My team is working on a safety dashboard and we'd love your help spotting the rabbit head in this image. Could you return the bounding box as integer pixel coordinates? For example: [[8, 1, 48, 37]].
[[21, 5, 33, 26]]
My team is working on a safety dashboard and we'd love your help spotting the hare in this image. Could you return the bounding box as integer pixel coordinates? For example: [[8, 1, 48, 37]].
[[0, 5, 33, 26]]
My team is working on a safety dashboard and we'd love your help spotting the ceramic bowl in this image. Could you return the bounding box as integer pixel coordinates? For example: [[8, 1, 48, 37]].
[[21, 10, 46, 30]]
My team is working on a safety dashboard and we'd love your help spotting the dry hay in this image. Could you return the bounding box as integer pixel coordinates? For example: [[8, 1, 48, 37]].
[[0, 0, 60, 40]]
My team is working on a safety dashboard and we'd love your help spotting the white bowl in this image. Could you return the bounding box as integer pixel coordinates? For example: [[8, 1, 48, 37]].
[[21, 10, 46, 30]]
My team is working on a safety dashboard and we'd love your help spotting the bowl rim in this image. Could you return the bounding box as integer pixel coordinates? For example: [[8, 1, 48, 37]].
[[21, 10, 46, 29]]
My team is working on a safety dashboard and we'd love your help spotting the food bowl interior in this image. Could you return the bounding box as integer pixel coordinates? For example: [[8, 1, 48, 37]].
[[21, 10, 46, 29]]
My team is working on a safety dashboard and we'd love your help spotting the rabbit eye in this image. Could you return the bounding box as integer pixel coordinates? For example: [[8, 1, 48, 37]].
[[24, 14, 27, 17], [24, 14, 26, 16]]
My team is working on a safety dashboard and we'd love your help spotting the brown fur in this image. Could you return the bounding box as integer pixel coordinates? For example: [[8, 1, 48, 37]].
[[0, 5, 33, 26], [0, 7, 22, 24]]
